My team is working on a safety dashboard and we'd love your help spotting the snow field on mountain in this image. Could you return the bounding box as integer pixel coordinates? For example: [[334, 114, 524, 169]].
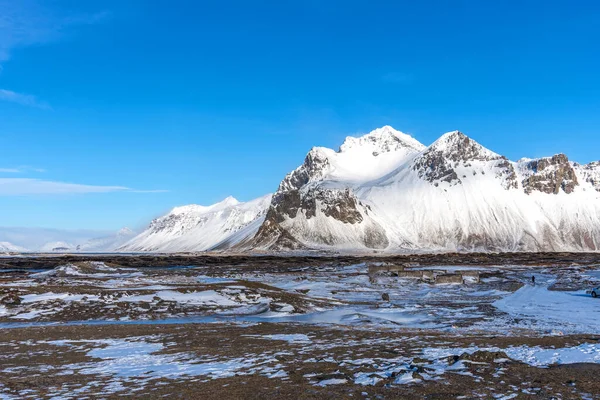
[[119, 194, 272, 252]]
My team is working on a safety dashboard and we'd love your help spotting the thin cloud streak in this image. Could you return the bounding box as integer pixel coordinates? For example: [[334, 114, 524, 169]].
[[0, 178, 166, 196], [0, 89, 51, 109], [0, 0, 109, 63], [0, 1, 109, 108], [129, 190, 170, 193], [0, 166, 46, 174]]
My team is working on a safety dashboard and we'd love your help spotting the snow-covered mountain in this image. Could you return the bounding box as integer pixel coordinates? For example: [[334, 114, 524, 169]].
[[119, 195, 273, 252], [76, 227, 136, 252], [0, 241, 28, 253], [250, 126, 600, 252], [39, 241, 75, 253], [252, 126, 421, 250]]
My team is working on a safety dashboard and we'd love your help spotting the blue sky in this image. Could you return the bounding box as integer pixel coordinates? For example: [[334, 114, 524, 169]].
[[1, 0, 599, 231]]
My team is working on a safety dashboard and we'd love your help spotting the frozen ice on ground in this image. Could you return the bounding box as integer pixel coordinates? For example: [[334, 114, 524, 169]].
[[255, 306, 435, 328], [9, 310, 54, 320], [411, 265, 498, 272], [503, 344, 600, 366], [246, 334, 312, 344], [29, 336, 286, 395], [493, 281, 600, 333], [21, 293, 98, 303], [422, 343, 600, 367], [31, 263, 143, 279], [583, 269, 600, 281], [197, 275, 237, 284], [123, 290, 238, 306], [106, 285, 178, 291], [317, 378, 348, 386]]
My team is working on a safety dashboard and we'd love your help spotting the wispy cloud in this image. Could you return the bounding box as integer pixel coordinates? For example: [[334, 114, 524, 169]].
[[0, 1, 109, 63], [0, 178, 166, 196], [129, 189, 170, 193], [0, 1, 109, 108], [0, 166, 45, 173], [0, 89, 50, 109]]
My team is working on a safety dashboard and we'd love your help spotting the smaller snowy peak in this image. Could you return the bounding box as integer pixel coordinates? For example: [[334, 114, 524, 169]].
[[339, 125, 425, 154], [77, 227, 137, 252], [120, 194, 273, 252], [117, 227, 134, 237], [0, 241, 27, 253], [217, 195, 240, 207], [427, 131, 501, 161], [519, 154, 579, 195], [412, 131, 517, 189], [39, 241, 74, 253], [171, 196, 240, 215]]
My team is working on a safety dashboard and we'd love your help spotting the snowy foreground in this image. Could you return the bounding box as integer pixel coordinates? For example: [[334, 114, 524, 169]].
[[1, 258, 600, 398]]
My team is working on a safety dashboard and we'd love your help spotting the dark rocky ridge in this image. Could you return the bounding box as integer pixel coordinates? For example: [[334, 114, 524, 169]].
[[277, 149, 330, 193], [521, 154, 579, 194], [253, 187, 389, 249]]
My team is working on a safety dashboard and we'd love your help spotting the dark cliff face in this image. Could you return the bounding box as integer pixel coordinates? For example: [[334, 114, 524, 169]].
[[412, 132, 518, 190], [277, 149, 330, 193], [521, 154, 579, 195], [253, 186, 389, 250]]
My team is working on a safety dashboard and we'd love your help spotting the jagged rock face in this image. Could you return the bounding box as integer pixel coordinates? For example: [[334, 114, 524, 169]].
[[413, 146, 460, 185], [278, 149, 330, 192], [253, 212, 305, 250], [495, 159, 519, 190], [412, 132, 518, 190], [254, 187, 388, 249], [521, 154, 579, 194], [283, 188, 364, 224]]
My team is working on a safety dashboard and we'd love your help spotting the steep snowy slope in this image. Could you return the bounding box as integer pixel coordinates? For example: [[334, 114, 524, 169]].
[[252, 128, 600, 252], [76, 228, 136, 252], [119, 195, 272, 252]]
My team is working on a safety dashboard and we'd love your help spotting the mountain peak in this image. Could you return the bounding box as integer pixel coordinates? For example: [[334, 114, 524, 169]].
[[219, 196, 240, 206], [117, 227, 134, 237], [171, 196, 240, 216], [339, 125, 425, 154], [411, 130, 515, 188], [430, 130, 467, 149], [428, 130, 499, 161]]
